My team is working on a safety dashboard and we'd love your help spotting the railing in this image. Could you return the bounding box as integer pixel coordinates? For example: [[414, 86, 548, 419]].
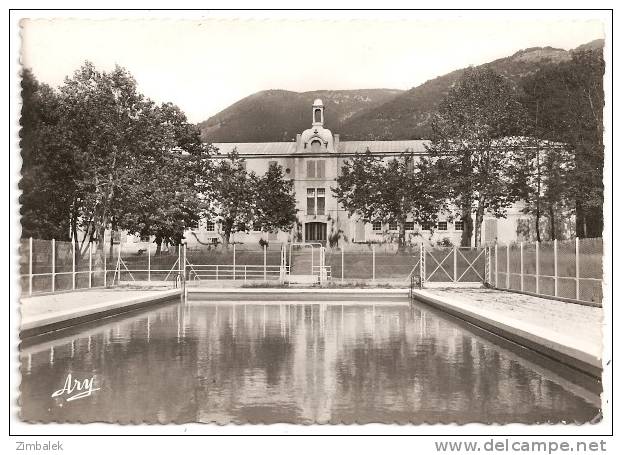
[[186, 264, 285, 281]]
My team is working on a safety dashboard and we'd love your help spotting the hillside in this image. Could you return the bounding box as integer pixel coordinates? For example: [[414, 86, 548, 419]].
[[197, 39, 604, 142], [198, 89, 403, 143]]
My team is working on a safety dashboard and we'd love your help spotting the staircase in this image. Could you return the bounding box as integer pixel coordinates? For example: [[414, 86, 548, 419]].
[[288, 247, 318, 284]]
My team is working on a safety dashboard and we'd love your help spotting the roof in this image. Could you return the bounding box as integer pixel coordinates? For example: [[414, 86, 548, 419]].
[[212, 142, 297, 156], [212, 140, 430, 157], [337, 140, 429, 154]]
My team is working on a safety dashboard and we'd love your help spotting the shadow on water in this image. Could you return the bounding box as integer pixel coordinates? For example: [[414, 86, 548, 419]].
[[18, 297, 601, 424]]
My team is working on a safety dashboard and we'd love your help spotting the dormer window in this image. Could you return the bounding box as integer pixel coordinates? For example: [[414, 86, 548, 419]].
[[314, 109, 322, 123]]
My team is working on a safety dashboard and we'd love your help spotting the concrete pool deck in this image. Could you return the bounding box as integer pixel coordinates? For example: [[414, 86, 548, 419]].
[[412, 288, 603, 378], [20, 288, 182, 337]]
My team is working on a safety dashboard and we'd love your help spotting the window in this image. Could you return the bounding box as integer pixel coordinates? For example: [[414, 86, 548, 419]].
[[252, 222, 262, 232], [421, 221, 433, 231], [307, 161, 316, 178], [372, 221, 382, 231], [389, 221, 398, 231], [205, 221, 215, 232], [316, 160, 325, 178], [404, 221, 414, 231], [306, 188, 316, 215], [306, 160, 326, 178], [437, 221, 448, 231], [316, 188, 325, 215], [454, 221, 464, 231], [306, 188, 326, 215], [311, 140, 322, 152], [314, 109, 322, 123]]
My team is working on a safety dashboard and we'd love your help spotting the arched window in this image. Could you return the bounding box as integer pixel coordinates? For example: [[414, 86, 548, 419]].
[[314, 108, 322, 123]]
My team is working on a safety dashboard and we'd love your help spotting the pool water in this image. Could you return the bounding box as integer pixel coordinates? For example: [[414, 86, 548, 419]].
[[19, 300, 601, 424]]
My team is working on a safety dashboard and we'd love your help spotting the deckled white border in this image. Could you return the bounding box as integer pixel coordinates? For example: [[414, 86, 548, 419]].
[[6, 5, 615, 443]]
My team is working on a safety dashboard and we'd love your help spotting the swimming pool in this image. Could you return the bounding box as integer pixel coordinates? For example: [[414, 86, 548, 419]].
[[19, 299, 601, 424]]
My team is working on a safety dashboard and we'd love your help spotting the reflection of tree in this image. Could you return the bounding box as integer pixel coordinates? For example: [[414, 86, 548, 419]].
[[20, 302, 598, 424]]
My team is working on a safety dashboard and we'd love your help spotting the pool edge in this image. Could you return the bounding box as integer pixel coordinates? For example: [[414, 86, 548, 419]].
[[412, 289, 602, 379]]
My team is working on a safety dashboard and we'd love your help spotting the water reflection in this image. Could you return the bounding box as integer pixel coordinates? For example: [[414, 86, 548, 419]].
[[19, 301, 600, 424]]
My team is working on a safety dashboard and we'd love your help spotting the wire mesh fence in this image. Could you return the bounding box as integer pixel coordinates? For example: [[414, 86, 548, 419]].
[[487, 238, 603, 306]]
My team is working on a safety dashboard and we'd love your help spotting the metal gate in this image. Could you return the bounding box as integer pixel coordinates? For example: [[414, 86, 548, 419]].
[[420, 246, 486, 284]]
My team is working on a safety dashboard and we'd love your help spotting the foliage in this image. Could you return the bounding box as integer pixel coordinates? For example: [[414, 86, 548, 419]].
[[426, 67, 528, 247], [20, 63, 210, 253], [19, 69, 77, 240], [204, 152, 297, 245], [518, 49, 604, 238], [253, 162, 297, 234], [333, 151, 445, 250]]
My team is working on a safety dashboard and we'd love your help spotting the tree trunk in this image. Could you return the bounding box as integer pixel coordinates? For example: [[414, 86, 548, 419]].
[[460, 203, 473, 247], [575, 200, 585, 238], [155, 236, 162, 256], [397, 221, 406, 252], [222, 220, 233, 247]]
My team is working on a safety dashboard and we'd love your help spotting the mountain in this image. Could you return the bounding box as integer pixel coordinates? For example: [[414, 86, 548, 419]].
[[197, 39, 604, 142], [338, 39, 604, 140], [198, 89, 403, 143]]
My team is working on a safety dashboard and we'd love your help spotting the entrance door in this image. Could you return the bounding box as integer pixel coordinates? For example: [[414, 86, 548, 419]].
[[305, 222, 327, 245]]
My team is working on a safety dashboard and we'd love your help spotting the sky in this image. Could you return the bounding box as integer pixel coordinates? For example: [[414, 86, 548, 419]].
[[21, 15, 605, 123]]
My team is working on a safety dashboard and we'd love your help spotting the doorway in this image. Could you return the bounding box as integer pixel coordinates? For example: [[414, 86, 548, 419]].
[[305, 222, 327, 245]]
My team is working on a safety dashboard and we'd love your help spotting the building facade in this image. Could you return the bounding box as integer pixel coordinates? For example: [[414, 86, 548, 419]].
[[178, 99, 529, 249]]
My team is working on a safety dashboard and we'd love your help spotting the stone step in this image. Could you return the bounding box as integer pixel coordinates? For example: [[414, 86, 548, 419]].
[[287, 274, 319, 284]]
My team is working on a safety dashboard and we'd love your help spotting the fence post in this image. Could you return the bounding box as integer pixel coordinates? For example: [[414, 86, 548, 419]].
[[487, 245, 492, 285], [554, 239, 558, 297], [72, 235, 76, 290], [233, 243, 236, 281], [216, 264, 219, 281], [453, 245, 457, 282], [341, 247, 344, 283], [494, 243, 498, 288], [372, 244, 376, 282], [103, 239, 107, 287], [535, 241, 540, 294], [117, 241, 122, 285], [148, 241, 151, 282], [51, 239, 56, 293], [28, 237, 33, 296], [506, 244, 510, 289], [520, 242, 524, 291], [420, 242, 425, 285], [575, 237, 580, 300], [89, 241, 92, 289], [184, 243, 187, 283], [263, 244, 267, 281]]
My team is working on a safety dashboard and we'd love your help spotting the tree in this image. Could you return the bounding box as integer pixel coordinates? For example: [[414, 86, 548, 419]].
[[19, 70, 78, 240], [253, 163, 297, 235], [20, 62, 211, 258], [205, 150, 257, 246], [333, 151, 444, 251], [519, 49, 604, 238], [116, 103, 211, 254], [427, 67, 528, 247]]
